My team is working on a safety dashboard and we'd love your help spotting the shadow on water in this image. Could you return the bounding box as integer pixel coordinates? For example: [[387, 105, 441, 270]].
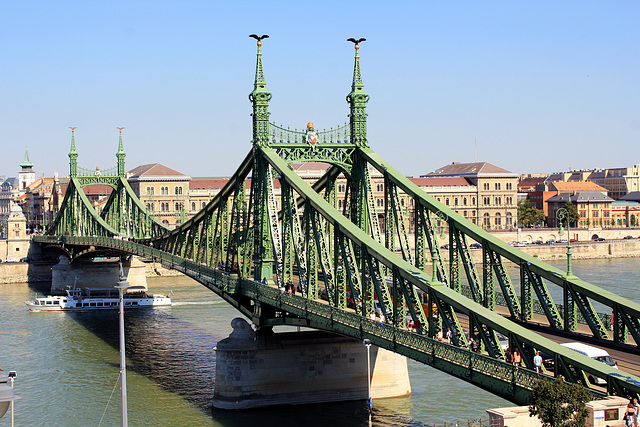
[[66, 308, 425, 427]]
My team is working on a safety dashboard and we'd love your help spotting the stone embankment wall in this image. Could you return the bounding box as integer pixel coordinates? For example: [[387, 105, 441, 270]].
[[0, 262, 53, 284]]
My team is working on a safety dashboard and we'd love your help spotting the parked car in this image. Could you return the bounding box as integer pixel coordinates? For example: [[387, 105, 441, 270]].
[[595, 237, 606, 241], [19, 257, 30, 263], [469, 243, 482, 249], [507, 241, 518, 246], [569, 238, 577, 243], [5, 258, 18, 263], [624, 235, 634, 240], [546, 239, 555, 244], [557, 239, 568, 244], [532, 240, 544, 245]]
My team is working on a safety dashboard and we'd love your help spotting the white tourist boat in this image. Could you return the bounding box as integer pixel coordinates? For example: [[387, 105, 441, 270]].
[[26, 285, 171, 312]]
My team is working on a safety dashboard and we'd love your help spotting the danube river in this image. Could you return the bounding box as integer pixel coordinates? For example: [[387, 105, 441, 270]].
[[1, 257, 638, 426]]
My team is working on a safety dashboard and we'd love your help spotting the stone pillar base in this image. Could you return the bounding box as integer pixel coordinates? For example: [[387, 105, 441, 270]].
[[212, 318, 411, 409]]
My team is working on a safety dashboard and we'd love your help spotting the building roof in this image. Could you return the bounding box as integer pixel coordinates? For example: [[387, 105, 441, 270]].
[[291, 162, 331, 174], [518, 177, 546, 192], [547, 181, 608, 193], [127, 163, 190, 180], [546, 192, 614, 204], [619, 191, 640, 202], [423, 162, 514, 177], [1, 177, 19, 191], [190, 178, 252, 191], [409, 177, 472, 187]]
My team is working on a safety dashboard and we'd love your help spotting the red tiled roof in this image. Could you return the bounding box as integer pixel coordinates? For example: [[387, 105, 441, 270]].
[[409, 177, 471, 187], [426, 162, 513, 176], [128, 163, 188, 178]]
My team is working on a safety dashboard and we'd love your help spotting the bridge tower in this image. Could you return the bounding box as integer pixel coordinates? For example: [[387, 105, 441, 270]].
[[249, 36, 275, 284], [68, 127, 78, 177], [117, 127, 126, 177], [347, 40, 371, 236]]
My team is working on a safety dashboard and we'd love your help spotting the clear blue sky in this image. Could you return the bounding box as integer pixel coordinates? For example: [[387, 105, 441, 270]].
[[2, 1, 638, 179]]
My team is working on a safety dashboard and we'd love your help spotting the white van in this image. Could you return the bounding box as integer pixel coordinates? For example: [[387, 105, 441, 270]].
[[561, 342, 618, 384]]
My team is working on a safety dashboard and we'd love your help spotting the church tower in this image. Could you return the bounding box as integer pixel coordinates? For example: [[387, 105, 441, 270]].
[[18, 148, 36, 190]]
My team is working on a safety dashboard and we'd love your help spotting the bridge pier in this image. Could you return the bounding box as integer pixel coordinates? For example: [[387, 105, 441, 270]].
[[212, 318, 411, 409], [50, 255, 147, 294]]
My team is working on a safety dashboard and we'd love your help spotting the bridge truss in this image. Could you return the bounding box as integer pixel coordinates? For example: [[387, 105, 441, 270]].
[[47, 128, 169, 239], [37, 39, 640, 404]]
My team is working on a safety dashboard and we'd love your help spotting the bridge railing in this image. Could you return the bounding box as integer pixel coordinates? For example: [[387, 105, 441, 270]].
[[269, 122, 350, 144]]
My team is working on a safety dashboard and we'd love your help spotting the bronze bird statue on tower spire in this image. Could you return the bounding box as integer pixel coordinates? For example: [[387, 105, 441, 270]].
[[347, 37, 366, 49], [249, 34, 269, 46]]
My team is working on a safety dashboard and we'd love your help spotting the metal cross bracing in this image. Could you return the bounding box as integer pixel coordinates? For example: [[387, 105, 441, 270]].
[[35, 37, 640, 403], [47, 129, 169, 239]]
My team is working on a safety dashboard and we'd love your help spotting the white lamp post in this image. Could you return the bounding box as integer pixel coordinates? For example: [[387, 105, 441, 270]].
[[115, 265, 131, 427], [362, 339, 372, 410]]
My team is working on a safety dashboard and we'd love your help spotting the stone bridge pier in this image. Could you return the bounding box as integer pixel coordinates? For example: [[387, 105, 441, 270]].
[[50, 255, 147, 294], [212, 318, 411, 409]]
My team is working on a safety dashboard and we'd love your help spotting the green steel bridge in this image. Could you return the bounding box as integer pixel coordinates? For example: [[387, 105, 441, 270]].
[[33, 39, 640, 405]]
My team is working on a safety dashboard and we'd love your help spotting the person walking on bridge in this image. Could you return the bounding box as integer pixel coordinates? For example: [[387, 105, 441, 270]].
[[512, 348, 521, 366], [533, 351, 543, 373]]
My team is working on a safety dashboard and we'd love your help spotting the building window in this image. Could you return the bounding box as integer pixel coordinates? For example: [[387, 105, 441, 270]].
[[506, 212, 513, 226], [161, 186, 169, 195], [338, 184, 346, 192], [483, 183, 490, 190], [495, 213, 502, 226], [454, 198, 458, 206], [202, 202, 206, 209], [472, 197, 476, 205], [495, 197, 502, 206], [483, 213, 491, 227], [175, 186, 183, 195], [376, 199, 383, 207], [146, 187, 154, 196], [446, 198, 450, 206], [593, 211, 598, 218], [495, 183, 501, 190], [376, 184, 383, 192], [463, 197, 467, 206], [192, 202, 196, 211]]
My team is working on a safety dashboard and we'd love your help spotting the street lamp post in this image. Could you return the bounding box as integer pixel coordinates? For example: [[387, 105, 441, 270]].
[[556, 208, 575, 278], [115, 264, 131, 427], [362, 339, 372, 412]]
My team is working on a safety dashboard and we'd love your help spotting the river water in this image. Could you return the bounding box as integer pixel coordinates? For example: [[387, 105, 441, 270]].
[[1, 257, 638, 426]]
